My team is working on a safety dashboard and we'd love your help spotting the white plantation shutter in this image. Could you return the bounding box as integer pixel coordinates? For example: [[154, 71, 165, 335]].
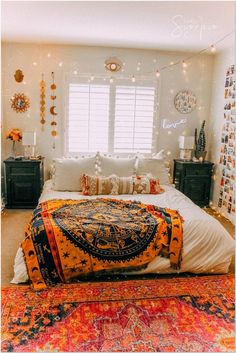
[[68, 83, 110, 153], [114, 86, 155, 153], [66, 78, 157, 155]]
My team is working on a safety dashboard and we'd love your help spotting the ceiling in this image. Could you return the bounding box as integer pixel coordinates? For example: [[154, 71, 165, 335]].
[[1, 1, 235, 51]]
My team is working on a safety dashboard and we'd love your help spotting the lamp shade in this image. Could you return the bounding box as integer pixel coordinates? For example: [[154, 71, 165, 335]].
[[22, 132, 36, 146], [179, 136, 195, 149]]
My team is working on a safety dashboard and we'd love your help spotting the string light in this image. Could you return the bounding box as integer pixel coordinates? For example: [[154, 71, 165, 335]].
[[47, 53, 51, 57], [32, 62, 37, 66], [58, 62, 63, 67], [90, 75, 95, 81], [73, 70, 78, 75], [66, 30, 234, 82], [210, 45, 216, 53]]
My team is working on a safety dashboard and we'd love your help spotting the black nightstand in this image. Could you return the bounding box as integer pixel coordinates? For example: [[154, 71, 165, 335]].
[[173, 159, 214, 207], [4, 158, 44, 209]]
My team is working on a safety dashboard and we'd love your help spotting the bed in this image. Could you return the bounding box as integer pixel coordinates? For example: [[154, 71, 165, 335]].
[[12, 177, 235, 288]]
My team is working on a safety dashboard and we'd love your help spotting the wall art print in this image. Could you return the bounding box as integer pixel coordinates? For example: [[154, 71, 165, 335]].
[[218, 64, 235, 216]]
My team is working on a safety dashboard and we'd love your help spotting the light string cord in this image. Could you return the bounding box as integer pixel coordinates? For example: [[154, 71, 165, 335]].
[[157, 30, 235, 73]]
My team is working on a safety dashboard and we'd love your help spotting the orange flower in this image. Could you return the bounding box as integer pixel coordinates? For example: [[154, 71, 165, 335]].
[[6, 128, 22, 142]]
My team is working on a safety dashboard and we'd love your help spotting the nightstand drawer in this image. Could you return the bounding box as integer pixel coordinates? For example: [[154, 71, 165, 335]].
[[185, 166, 211, 176], [10, 166, 35, 175]]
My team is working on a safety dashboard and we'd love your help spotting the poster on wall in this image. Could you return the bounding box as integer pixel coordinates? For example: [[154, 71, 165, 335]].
[[218, 64, 235, 216]]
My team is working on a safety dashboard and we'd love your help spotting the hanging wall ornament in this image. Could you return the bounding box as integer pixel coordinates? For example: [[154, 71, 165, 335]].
[[14, 69, 24, 83], [40, 74, 46, 130], [11, 93, 30, 113], [50, 72, 58, 149]]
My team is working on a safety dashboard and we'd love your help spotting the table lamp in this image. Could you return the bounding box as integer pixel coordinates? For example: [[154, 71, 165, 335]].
[[22, 132, 36, 159], [179, 136, 195, 160]]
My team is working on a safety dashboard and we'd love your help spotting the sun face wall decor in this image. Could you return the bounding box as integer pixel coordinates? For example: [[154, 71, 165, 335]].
[[11, 93, 30, 113], [174, 90, 197, 114]]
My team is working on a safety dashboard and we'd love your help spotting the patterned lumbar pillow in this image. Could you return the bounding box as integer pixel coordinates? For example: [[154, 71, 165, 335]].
[[81, 174, 119, 196], [118, 176, 134, 194], [133, 175, 165, 194]]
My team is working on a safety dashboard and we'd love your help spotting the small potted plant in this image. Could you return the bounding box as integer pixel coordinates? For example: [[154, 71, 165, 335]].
[[194, 120, 207, 160], [6, 128, 22, 157]]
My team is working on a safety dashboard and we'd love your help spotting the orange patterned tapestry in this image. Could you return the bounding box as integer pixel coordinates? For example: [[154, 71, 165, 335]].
[[22, 198, 183, 290]]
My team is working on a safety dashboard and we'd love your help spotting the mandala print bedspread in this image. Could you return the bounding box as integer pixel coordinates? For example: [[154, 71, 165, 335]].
[[22, 198, 184, 290]]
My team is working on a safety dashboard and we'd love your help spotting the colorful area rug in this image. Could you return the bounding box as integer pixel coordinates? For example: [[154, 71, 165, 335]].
[[1, 275, 235, 352]]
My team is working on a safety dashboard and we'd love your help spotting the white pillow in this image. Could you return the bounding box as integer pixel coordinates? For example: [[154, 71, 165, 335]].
[[136, 157, 170, 185], [53, 156, 96, 191], [98, 155, 137, 177]]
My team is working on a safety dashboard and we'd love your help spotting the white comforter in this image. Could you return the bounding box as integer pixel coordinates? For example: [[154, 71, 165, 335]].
[[12, 180, 235, 283]]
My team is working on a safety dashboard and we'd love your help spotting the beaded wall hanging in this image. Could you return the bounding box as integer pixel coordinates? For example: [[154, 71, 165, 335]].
[[40, 74, 46, 130], [50, 72, 58, 149]]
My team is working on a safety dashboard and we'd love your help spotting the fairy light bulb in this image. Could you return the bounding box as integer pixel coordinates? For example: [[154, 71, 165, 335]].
[[58, 62, 63, 67], [90, 75, 95, 81], [156, 70, 160, 78], [47, 53, 51, 57], [137, 67, 141, 71], [110, 77, 114, 83], [32, 62, 37, 66], [210, 45, 216, 53], [131, 75, 136, 83], [73, 70, 78, 75], [182, 60, 187, 68]]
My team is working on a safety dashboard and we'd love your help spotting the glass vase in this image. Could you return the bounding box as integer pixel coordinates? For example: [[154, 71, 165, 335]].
[[11, 141, 16, 158]]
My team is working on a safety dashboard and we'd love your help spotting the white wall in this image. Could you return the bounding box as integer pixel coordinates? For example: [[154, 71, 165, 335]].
[[2, 42, 214, 178], [209, 47, 235, 224]]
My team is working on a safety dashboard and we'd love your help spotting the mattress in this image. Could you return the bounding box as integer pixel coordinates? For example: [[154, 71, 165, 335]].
[[12, 180, 235, 284]]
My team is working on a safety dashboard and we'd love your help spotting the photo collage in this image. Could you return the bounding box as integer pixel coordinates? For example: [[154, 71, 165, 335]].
[[218, 64, 235, 214]]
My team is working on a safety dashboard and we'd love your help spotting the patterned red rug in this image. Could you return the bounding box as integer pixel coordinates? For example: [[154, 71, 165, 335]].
[[1, 275, 235, 352]]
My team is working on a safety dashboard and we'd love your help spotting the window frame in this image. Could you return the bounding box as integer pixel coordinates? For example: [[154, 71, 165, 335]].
[[64, 75, 159, 157]]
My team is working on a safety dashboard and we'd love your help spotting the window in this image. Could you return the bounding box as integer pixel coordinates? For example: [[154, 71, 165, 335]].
[[66, 78, 157, 155]]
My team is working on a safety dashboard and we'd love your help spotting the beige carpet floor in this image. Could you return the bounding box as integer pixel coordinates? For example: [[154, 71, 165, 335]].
[[1, 208, 235, 285]]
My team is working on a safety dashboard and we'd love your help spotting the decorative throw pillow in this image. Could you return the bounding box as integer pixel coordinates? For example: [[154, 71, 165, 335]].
[[118, 176, 134, 194], [133, 175, 165, 194], [81, 174, 119, 196]]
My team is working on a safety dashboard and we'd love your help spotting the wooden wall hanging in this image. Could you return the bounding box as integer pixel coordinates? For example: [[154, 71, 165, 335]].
[[50, 72, 58, 149], [40, 74, 46, 130], [14, 69, 24, 83]]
